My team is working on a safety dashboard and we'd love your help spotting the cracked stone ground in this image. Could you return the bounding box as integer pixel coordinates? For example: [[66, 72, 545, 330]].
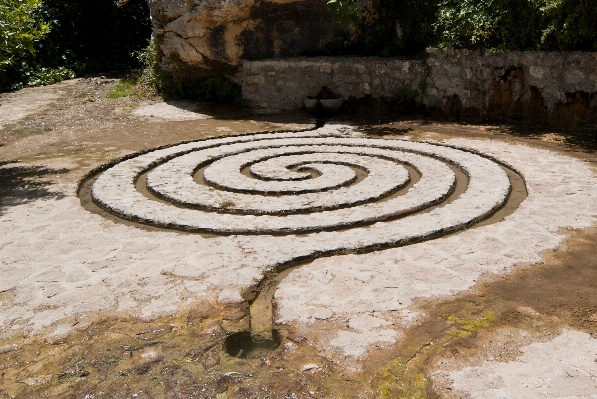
[[1, 77, 597, 398]]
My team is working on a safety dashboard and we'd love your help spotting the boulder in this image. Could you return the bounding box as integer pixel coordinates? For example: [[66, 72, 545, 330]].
[[147, 0, 336, 84]]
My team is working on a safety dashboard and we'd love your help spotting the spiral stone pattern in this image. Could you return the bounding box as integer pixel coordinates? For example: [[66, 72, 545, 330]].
[[91, 129, 511, 241], [150, 151, 412, 213]]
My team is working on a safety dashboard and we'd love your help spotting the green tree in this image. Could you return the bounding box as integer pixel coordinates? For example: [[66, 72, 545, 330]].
[[537, 0, 597, 50], [37, 0, 151, 74], [1, 0, 151, 91], [0, 0, 49, 72], [434, 0, 597, 51], [327, 0, 438, 56], [328, 0, 597, 55], [434, 0, 543, 50]]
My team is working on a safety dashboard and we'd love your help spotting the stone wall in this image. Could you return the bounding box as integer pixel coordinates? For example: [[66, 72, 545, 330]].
[[242, 57, 425, 110], [148, 0, 336, 85], [241, 50, 597, 123]]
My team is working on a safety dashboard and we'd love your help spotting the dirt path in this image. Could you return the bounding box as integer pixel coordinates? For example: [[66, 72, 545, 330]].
[[1, 79, 597, 398]]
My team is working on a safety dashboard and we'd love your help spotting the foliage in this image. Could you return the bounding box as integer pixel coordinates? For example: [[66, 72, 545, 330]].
[[327, 0, 597, 55], [326, 0, 438, 57], [1, 0, 151, 91], [0, 0, 48, 70], [135, 40, 161, 93], [536, 0, 597, 50], [435, 0, 542, 51], [25, 66, 74, 86], [434, 0, 597, 51], [106, 40, 241, 104], [0, 0, 51, 89], [36, 0, 151, 74], [136, 33, 242, 103], [327, 0, 363, 29], [0, 58, 75, 90], [106, 42, 160, 100]]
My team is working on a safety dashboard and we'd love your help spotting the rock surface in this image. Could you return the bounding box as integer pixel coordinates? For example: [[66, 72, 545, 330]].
[[2, 120, 597, 361], [433, 329, 597, 398], [241, 51, 597, 124], [92, 128, 510, 234], [148, 0, 336, 84]]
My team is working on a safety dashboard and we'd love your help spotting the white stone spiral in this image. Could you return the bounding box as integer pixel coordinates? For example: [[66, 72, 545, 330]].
[[91, 129, 511, 239]]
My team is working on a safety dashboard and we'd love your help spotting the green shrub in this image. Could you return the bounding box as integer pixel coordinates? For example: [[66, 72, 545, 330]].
[[434, 0, 544, 51], [0, 0, 49, 70], [107, 40, 241, 103], [135, 40, 161, 92], [0, 0, 50, 89], [327, 0, 597, 55], [1, 0, 151, 91], [36, 0, 151, 74], [105, 41, 160, 100], [537, 0, 597, 50], [434, 0, 597, 51], [25, 66, 75, 86], [326, 0, 438, 57]]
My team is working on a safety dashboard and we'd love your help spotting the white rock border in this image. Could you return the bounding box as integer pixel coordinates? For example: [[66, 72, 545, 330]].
[[149, 151, 411, 213], [92, 129, 511, 239]]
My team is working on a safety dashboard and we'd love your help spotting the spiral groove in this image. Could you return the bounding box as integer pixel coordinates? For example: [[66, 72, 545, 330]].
[[91, 129, 513, 241]]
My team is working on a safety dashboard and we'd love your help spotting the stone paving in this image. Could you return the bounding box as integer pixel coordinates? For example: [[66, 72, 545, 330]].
[[273, 133, 597, 357], [2, 125, 596, 330], [432, 329, 597, 398], [151, 152, 410, 213], [92, 126, 509, 235], [2, 122, 597, 397]]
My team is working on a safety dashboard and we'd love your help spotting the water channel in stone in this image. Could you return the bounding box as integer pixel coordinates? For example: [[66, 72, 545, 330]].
[[78, 139, 528, 359], [229, 162, 528, 358]]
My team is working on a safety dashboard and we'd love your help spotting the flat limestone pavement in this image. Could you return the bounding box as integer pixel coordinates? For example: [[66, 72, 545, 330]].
[[2, 111, 597, 397], [432, 329, 597, 398], [274, 135, 597, 357]]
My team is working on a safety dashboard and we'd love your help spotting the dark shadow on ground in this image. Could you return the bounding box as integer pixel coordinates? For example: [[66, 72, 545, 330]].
[[143, 98, 317, 126], [360, 126, 414, 137], [193, 99, 597, 152], [345, 110, 597, 153], [202, 101, 597, 153], [487, 124, 597, 153], [0, 162, 69, 216]]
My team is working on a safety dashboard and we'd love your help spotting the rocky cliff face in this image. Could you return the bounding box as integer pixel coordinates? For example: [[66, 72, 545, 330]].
[[148, 0, 336, 85]]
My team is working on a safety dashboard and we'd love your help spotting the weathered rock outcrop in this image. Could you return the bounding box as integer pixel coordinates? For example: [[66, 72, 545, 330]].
[[148, 0, 336, 84]]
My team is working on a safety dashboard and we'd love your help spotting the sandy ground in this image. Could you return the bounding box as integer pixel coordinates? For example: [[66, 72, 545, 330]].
[[1, 77, 597, 398]]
